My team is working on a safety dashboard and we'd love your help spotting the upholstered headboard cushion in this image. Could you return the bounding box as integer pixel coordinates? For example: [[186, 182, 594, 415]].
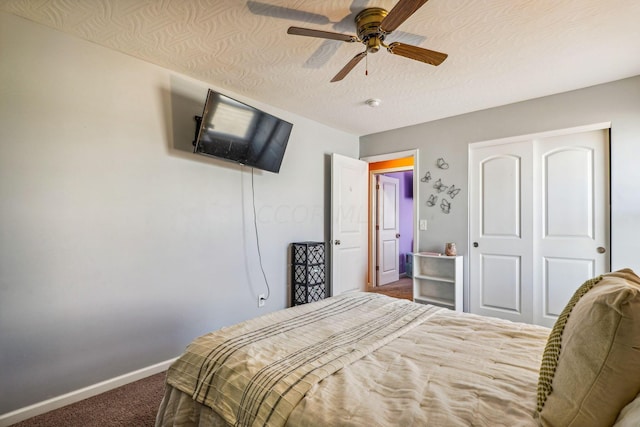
[[537, 269, 640, 427]]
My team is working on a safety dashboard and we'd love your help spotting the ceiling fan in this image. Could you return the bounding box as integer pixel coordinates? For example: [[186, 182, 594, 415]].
[[286, 0, 447, 82]]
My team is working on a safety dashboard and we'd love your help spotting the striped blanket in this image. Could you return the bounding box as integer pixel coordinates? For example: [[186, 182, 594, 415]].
[[166, 292, 442, 427]]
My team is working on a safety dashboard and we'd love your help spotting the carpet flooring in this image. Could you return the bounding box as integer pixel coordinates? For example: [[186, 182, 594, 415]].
[[11, 372, 166, 427], [11, 280, 413, 426]]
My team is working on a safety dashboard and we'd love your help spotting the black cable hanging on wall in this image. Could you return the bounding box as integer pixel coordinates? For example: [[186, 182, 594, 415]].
[[250, 167, 271, 301]]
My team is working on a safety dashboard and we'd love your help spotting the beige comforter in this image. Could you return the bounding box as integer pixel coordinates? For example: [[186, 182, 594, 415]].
[[157, 293, 549, 427]]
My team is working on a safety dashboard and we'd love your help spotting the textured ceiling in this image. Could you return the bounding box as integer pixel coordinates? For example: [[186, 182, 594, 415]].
[[2, 0, 640, 136]]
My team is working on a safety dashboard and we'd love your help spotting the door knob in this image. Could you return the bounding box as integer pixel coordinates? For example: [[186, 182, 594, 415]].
[[473, 242, 479, 248], [335, 240, 341, 245], [396, 233, 401, 238], [597, 246, 606, 254]]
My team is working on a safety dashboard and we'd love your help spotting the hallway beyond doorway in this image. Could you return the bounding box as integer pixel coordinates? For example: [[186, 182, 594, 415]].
[[367, 277, 412, 301]]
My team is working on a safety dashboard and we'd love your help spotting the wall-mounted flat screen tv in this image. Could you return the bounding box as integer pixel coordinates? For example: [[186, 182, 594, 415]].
[[193, 89, 293, 174]]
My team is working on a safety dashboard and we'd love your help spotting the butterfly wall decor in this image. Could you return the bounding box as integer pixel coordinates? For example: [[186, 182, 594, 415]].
[[447, 185, 461, 199], [433, 179, 448, 193], [424, 156, 463, 215], [440, 199, 451, 214]]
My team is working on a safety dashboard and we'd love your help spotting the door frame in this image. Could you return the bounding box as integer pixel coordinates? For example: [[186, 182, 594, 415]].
[[467, 121, 612, 314], [361, 149, 420, 288]]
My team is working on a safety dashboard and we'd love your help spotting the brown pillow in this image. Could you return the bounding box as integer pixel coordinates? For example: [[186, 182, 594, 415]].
[[537, 269, 640, 427]]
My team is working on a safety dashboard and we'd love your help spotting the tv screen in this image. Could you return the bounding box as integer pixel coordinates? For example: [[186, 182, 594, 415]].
[[193, 89, 293, 173]]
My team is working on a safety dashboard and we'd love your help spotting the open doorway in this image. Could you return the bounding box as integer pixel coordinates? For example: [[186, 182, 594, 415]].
[[364, 152, 417, 289]]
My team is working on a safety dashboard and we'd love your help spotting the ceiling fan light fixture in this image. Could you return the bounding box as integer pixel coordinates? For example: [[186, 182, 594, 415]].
[[366, 37, 382, 53], [366, 98, 382, 108]]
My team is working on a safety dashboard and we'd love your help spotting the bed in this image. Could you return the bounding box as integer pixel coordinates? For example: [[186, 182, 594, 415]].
[[156, 269, 640, 427]]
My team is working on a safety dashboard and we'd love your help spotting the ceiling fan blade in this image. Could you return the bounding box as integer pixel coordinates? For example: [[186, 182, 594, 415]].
[[331, 51, 367, 82], [380, 0, 430, 33], [387, 42, 447, 66], [287, 27, 358, 43]]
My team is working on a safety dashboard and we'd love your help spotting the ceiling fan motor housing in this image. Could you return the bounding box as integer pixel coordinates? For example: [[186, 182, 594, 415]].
[[355, 7, 388, 53]]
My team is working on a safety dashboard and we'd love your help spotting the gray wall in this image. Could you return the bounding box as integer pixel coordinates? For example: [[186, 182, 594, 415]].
[[360, 75, 640, 305], [0, 12, 358, 414]]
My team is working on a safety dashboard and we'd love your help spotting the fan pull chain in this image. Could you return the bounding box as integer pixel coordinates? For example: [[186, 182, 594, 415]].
[[365, 53, 368, 76]]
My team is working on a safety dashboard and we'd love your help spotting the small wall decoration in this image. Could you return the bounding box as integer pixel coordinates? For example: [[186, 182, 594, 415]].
[[424, 156, 464, 215], [440, 198, 451, 214], [437, 157, 450, 169], [433, 178, 448, 193], [447, 185, 461, 198]]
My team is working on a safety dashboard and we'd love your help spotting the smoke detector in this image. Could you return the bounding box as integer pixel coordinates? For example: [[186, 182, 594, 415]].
[[366, 98, 381, 108]]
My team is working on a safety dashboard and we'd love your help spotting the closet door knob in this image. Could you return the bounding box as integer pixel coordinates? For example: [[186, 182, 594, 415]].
[[473, 242, 479, 248], [335, 240, 341, 245], [597, 246, 606, 254]]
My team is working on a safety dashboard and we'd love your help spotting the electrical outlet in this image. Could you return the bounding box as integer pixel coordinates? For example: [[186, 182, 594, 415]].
[[258, 294, 266, 308]]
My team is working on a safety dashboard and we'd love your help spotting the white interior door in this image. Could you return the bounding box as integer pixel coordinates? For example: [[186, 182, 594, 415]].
[[469, 127, 610, 326], [331, 153, 368, 296], [534, 129, 610, 326], [469, 141, 534, 323], [376, 175, 400, 285]]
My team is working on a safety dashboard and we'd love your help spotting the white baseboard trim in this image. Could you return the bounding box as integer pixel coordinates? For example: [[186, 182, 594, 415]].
[[0, 357, 177, 427]]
